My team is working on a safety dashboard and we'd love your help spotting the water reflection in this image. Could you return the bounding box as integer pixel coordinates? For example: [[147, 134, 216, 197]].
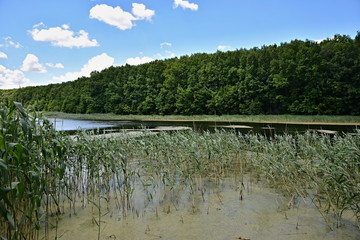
[[49, 118, 119, 131]]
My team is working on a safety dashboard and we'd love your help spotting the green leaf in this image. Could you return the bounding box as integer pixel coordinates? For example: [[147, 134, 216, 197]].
[[8, 142, 20, 149], [102, 211, 109, 217], [0, 159, 7, 170], [92, 217, 99, 227], [0, 199, 8, 218], [87, 199, 99, 209], [10, 182, 20, 190], [0, 159, 8, 182], [14, 102, 27, 118], [7, 212, 15, 230], [0, 233, 7, 240], [20, 119, 28, 133]]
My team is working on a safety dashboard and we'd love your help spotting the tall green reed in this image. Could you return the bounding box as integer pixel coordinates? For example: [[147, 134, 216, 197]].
[[0, 102, 69, 239]]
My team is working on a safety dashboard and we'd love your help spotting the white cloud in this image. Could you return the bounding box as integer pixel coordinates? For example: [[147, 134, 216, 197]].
[[89, 4, 155, 30], [0, 65, 30, 89], [62, 24, 70, 30], [315, 37, 334, 44], [2, 37, 22, 48], [0, 51, 7, 59], [160, 42, 172, 48], [21, 54, 47, 73], [53, 53, 114, 82], [156, 51, 175, 59], [165, 51, 175, 58], [90, 4, 136, 30], [132, 3, 155, 20], [29, 24, 99, 48], [174, 0, 199, 11], [217, 45, 231, 51], [33, 22, 46, 28], [126, 56, 154, 65], [46, 63, 64, 69], [314, 38, 328, 44]]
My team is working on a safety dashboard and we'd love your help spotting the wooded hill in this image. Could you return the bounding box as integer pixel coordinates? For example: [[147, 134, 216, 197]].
[[1, 33, 360, 115]]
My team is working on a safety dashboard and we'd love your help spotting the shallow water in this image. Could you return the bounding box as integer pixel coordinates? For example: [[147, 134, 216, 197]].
[[41, 177, 359, 240]]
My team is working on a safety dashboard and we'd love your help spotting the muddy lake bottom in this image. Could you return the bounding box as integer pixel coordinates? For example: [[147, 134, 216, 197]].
[[40, 177, 359, 240]]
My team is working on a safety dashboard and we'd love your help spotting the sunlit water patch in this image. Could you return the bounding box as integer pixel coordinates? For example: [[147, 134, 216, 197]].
[[49, 118, 120, 131]]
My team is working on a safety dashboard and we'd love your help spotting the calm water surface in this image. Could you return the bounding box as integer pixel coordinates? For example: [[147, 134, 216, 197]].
[[49, 118, 122, 131], [49, 118, 359, 134]]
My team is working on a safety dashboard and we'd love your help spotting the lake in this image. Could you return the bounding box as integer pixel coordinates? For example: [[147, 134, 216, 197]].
[[49, 118, 359, 135]]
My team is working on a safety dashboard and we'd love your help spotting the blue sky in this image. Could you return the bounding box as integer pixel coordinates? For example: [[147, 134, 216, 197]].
[[0, 0, 359, 89]]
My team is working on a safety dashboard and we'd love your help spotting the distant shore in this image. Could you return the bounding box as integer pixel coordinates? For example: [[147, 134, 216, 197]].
[[42, 112, 360, 125]]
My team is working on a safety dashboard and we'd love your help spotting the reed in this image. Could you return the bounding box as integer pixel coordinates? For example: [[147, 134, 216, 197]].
[[0, 102, 69, 239], [1, 102, 359, 239]]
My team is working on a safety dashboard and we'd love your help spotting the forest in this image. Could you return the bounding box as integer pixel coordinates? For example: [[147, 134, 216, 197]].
[[1, 33, 359, 115]]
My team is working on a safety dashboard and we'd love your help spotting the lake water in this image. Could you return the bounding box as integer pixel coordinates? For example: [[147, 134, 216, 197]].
[[49, 118, 123, 131], [49, 118, 359, 135]]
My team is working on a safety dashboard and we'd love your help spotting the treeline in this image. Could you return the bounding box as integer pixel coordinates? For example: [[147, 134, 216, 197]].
[[1, 33, 360, 115]]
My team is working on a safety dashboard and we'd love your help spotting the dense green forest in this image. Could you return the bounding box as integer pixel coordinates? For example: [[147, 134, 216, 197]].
[[1, 33, 360, 115]]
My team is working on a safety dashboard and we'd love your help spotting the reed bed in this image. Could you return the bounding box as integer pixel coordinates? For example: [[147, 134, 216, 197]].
[[1, 103, 359, 239]]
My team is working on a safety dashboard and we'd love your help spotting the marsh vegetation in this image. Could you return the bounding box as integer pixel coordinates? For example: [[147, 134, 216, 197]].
[[1, 103, 359, 239]]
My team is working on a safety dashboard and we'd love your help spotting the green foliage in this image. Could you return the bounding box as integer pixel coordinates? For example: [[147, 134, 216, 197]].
[[1, 33, 360, 115], [0, 102, 67, 239]]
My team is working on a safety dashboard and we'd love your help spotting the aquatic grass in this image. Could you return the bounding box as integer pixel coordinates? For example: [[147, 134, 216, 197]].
[[247, 131, 360, 229], [1, 103, 359, 239], [116, 128, 359, 229], [47, 129, 360, 232], [306, 133, 360, 228]]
